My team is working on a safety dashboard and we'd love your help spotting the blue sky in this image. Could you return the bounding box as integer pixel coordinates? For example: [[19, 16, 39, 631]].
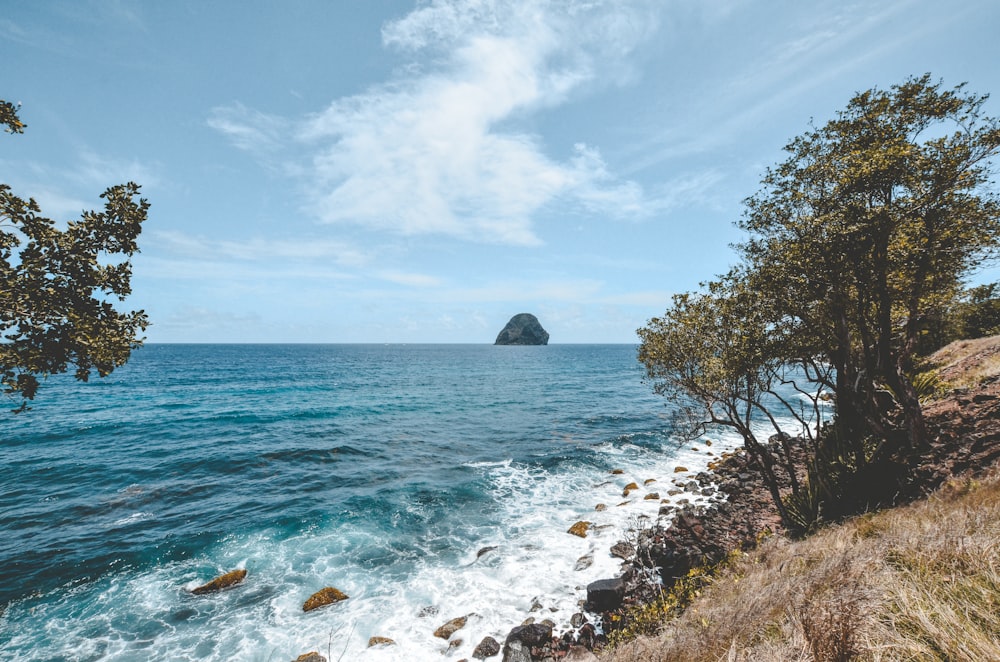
[[4, 0, 1000, 343]]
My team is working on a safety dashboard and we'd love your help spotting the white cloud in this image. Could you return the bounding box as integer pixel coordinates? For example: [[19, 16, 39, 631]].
[[212, 0, 662, 246]]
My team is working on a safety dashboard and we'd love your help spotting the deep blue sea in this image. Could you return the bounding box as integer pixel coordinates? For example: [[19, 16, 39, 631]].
[[0, 344, 735, 661]]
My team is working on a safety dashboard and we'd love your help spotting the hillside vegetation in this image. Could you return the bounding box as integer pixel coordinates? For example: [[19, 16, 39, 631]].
[[605, 336, 1000, 661]]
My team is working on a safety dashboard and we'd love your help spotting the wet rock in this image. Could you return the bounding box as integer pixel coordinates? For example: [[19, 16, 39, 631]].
[[594, 503, 607, 511], [643, 478, 657, 485], [293, 653, 326, 662], [418, 605, 440, 618], [585, 577, 625, 612], [530, 598, 544, 612], [667, 488, 683, 496], [434, 615, 468, 639], [190, 568, 247, 595], [622, 482, 639, 497], [610, 469, 624, 475], [502, 623, 553, 662], [302, 587, 348, 612], [473, 635, 501, 659], [574, 553, 593, 571], [705, 439, 713, 446], [477, 546, 498, 559], [449, 638, 463, 649], [644, 492, 660, 500], [567, 521, 591, 538], [367, 636, 395, 647], [674, 466, 688, 473], [570, 612, 586, 628], [610, 542, 634, 560]]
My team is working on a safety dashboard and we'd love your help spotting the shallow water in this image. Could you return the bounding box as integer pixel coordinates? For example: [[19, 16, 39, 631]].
[[0, 344, 731, 661]]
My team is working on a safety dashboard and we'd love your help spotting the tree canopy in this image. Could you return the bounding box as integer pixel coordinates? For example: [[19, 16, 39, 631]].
[[1, 100, 148, 411], [639, 75, 1000, 531]]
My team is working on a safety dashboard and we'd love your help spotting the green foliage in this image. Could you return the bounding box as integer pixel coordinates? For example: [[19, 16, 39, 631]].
[[640, 74, 1000, 529], [607, 552, 740, 648], [1, 99, 148, 411], [0, 100, 25, 134]]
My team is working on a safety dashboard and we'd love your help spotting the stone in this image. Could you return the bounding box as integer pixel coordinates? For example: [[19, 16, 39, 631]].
[[609, 542, 634, 560], [594, 503, 607, 511], [622, 482, 639, 497], [494, 313, 549, 345], [644, 492, 660, 500], [610, 468, 624, 475], [570, 612, 586, 628], [586, 577, 625, 612], [418, 605, 440, 618], [367, 636, 395, 647], [574, 554, 593, 571], [293, 653, 326, 662], [190, 568, 247, 595], [643, 478, 657, 485], [302, 587, 348, 612], [473, 635, 501, 659], [503, 623, 553, 662], [567, 521, 591, 538], [674, 466, 689, 473], [434, 615, 468, 639], [477, 546, 498, 559]]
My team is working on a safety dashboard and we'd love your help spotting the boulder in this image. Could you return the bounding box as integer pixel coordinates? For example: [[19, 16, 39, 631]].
[[622, 482, 639, 497], [495, 314, 549, 346], [609, 542, 634, 560], [502, 623, 553, 662], [293, 653, 326, 662], [190, 568, 247, 595], [367, 637, 395, 647], [302, 587, 348, 612], [644, 492, 660, 500], [434, 615, 468, 639], [574, 554, 593, 571], [567, 521, 591, 538], [473, 635, 502, 659], [586, 577, 625, 612]]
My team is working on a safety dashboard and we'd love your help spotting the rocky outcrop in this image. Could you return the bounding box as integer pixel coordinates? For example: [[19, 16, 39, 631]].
[[495, 314, 549, 345], [190, 569, 247, 595], [473, 635, 502, 659], [585, 577, 625, 612], [302, 587, 348, 612], [433, 615, 468, 639], [367, 636, 395, 647], [502, 623, 553, 662]]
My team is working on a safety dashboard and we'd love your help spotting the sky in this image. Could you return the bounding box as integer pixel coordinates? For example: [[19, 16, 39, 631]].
[[3, 0, 1000, 343]]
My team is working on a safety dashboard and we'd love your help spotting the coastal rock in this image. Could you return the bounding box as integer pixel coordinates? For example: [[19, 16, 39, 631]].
[[494, 313, 549, 346], [293, 653, 326, 662], [610, 542, 635, 560], [473, 635, 501, 659], [434, 615, 468, 639], [367, 636, 395, 647], [585, 577, 625, 612], [594, 503, 607, 511], [674, 466, 689, 473], [622, 482, 639, 497], [502, 623, 553, 662], [190, 568, 247, 595], [302, 587, 348, 612], [644, 492, 660, 500], [567, 521, 591, 538], [574, 554, 594, 571]]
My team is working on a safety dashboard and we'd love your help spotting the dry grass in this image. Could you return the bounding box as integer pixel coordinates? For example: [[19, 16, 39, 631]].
[[602, 471, 1000, 662], [926, 335, 1000, 389]]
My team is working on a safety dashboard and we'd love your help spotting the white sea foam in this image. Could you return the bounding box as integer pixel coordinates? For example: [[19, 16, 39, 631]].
[[2, 433, 743, 662]]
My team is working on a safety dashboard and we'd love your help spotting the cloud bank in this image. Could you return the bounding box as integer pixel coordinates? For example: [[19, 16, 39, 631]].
[[212, 0, 660, 245]]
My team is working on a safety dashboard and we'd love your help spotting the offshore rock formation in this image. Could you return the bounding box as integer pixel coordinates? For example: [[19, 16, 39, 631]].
[[495, 313, 549, 345], [190, 568, 247, 595]]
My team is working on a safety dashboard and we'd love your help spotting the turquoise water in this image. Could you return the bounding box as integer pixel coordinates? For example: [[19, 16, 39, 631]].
[[0, 344, 728, 661]]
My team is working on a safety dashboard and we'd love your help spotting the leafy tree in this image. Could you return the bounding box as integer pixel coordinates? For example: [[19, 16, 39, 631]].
[[640, 75, 1000, 529], [1, 100, 148, 411]]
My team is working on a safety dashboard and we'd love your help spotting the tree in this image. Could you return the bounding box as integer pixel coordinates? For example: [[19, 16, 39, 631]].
[[739, 75, 1000, 451], [1, 100, 148, 411], [640, 75, 1000, 529]]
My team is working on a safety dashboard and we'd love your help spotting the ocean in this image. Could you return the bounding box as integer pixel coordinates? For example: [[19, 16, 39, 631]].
[[0, 344, 733, 661]]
